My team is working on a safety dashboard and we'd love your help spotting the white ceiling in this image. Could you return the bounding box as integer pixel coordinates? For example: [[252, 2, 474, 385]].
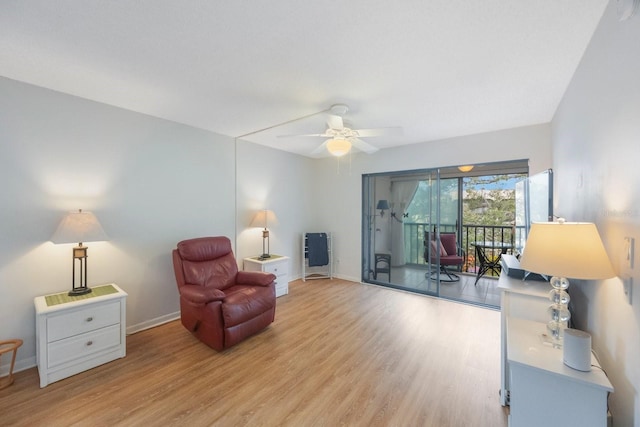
[[0, 1, 608, 157]]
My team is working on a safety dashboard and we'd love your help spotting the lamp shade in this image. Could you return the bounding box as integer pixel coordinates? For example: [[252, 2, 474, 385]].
[[51, 210, 108, 244], [326, 138, 352, 157], [376, 200, 390, 210], [519, 222, 615, 280], [250, 209, 278, 229], [458, 165, 474, 172]]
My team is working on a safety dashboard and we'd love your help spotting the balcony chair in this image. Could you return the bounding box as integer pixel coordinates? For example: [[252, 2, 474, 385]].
[[172, 236, 277, 351], [424, 232, 465, 282], [373, 252, 391, 281]]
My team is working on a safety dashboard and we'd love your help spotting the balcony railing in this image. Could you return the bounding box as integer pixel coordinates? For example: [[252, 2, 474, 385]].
[[403, 222, 525, 276]]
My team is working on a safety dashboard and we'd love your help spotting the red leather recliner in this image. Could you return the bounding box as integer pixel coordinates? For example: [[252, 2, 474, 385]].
[[172, 236, 276, 351]]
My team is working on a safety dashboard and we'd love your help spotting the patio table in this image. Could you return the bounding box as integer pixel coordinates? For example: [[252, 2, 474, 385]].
[[471, 241, 514, 285]]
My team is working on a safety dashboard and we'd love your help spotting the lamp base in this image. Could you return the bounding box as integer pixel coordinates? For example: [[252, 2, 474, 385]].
[[258, 254, 271, 260], [68, 287, 92, 297], [540, 333, 562, 348]]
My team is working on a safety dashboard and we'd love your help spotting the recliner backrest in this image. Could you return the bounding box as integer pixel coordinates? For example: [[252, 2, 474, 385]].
[[176, 236, 238, 290]]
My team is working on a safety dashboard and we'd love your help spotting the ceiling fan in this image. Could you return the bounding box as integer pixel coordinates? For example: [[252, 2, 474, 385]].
[[279, 104, 403, 157]]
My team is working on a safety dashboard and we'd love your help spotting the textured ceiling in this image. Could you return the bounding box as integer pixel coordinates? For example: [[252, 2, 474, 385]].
[[0, 1, 608, 157]]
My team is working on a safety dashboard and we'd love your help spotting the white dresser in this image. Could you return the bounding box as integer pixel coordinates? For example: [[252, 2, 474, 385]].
[[34, 283, 127, 388], [498, 272, 613, 426], [507, 318, 612, 427], [498, 272, 549, 405], [244, 255, 289, 297]]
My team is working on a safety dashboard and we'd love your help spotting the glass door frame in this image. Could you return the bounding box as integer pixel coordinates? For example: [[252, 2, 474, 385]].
[[361, 168, 441, 298]]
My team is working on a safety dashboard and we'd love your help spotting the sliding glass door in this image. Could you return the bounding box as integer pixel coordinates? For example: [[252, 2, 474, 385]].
[[362, 169, 440, 297], [362, 160, 530, 308]]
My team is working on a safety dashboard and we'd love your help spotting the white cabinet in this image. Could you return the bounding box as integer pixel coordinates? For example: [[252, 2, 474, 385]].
[[507, 318, 612, 427], [34, 283, 127, 388], [244, 255, 289, 297], [498, 273, 549, 405], [499, 273, 613, 426]]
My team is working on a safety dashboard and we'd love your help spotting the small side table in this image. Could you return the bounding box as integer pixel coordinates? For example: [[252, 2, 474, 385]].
[[471, 241, 513, 285], [244, 255, 289, 297], [0, 339, 23, 389], [34, 283, 127, 388]]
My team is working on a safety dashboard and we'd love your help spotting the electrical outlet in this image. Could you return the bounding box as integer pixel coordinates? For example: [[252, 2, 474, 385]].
[[623, 277, 633, 305]]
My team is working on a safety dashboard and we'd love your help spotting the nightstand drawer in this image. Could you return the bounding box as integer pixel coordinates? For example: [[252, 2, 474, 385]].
[[263, 263, 287, 277], [48, 324, 121, 368], [47, 300, 121, 342], [35, 283, 127, 387], [244, 256, 289, 298]]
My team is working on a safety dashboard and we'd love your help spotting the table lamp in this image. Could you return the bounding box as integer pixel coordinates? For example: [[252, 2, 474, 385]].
[[51, 209, 108, 296], [250, 209, 278, 260], [519, 220, 615, 347]]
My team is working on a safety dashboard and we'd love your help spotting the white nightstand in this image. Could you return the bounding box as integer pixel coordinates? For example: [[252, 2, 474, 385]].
[[34, 283, 127, 388], [244, 255, 289, 297], [507, 317, 613, 427], [497, 272, 549, 405]]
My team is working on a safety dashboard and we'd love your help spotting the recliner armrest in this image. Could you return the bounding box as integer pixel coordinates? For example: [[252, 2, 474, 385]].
[[179, 284, 226, 304], [236, 271, 276, 287]]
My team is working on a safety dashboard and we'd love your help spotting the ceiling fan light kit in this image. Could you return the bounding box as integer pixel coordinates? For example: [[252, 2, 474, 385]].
[[326, 138, 352, 157], [278, 103, 402, 157], [329, 104, 349, 116]]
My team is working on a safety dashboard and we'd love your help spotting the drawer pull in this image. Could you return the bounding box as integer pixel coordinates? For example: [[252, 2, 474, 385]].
[[86, 341, 93, 346], [86, 317, 93, 322]]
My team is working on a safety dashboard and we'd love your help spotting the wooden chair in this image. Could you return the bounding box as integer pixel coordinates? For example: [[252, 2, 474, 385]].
[[0, 339, 23, 389], [373, 253, 391, 281]]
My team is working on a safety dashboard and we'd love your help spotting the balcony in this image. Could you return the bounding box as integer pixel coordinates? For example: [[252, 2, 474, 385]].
[[403, 222, 525, 276]]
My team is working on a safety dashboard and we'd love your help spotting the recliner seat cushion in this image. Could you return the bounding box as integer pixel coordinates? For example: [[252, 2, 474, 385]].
[[222, 285, 275, 328]]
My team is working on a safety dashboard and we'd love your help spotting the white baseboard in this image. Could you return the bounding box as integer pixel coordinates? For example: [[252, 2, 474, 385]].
[[126, 311, 180, 335], [3, 313, 181, 375], [290, 273, 360, 283], [1, 355, 36, 376]]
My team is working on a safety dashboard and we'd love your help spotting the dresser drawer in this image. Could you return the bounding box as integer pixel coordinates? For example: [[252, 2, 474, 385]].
[[263, 262, 287, 277], [47, 300, 121, 342], [48, 324, 121, 368], [275, 282, 288, 295], [243, 256, 289, 298]]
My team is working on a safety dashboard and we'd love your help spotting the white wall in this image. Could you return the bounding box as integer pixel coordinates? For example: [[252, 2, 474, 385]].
[[235, 139, 316, 279], [311, 123, 552, 282], [0, 77, 237, 372], [552, 2, 640, 425], [0, 76, 553, 385]]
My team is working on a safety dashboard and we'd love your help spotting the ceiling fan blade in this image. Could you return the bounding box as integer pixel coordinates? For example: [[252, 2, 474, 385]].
[[351, 138, 379, 154], [326, 114, 344, 130], [278, 133, 329, 138], [310, 140, 330, 155], [354, 127, 403, 138]]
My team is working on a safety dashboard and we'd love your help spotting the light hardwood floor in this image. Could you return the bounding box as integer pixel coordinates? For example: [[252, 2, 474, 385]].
[[1, 279, 508, 426]]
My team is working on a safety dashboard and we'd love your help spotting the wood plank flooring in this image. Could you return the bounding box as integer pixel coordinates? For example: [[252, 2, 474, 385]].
[[0, 279, 508, 426]]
